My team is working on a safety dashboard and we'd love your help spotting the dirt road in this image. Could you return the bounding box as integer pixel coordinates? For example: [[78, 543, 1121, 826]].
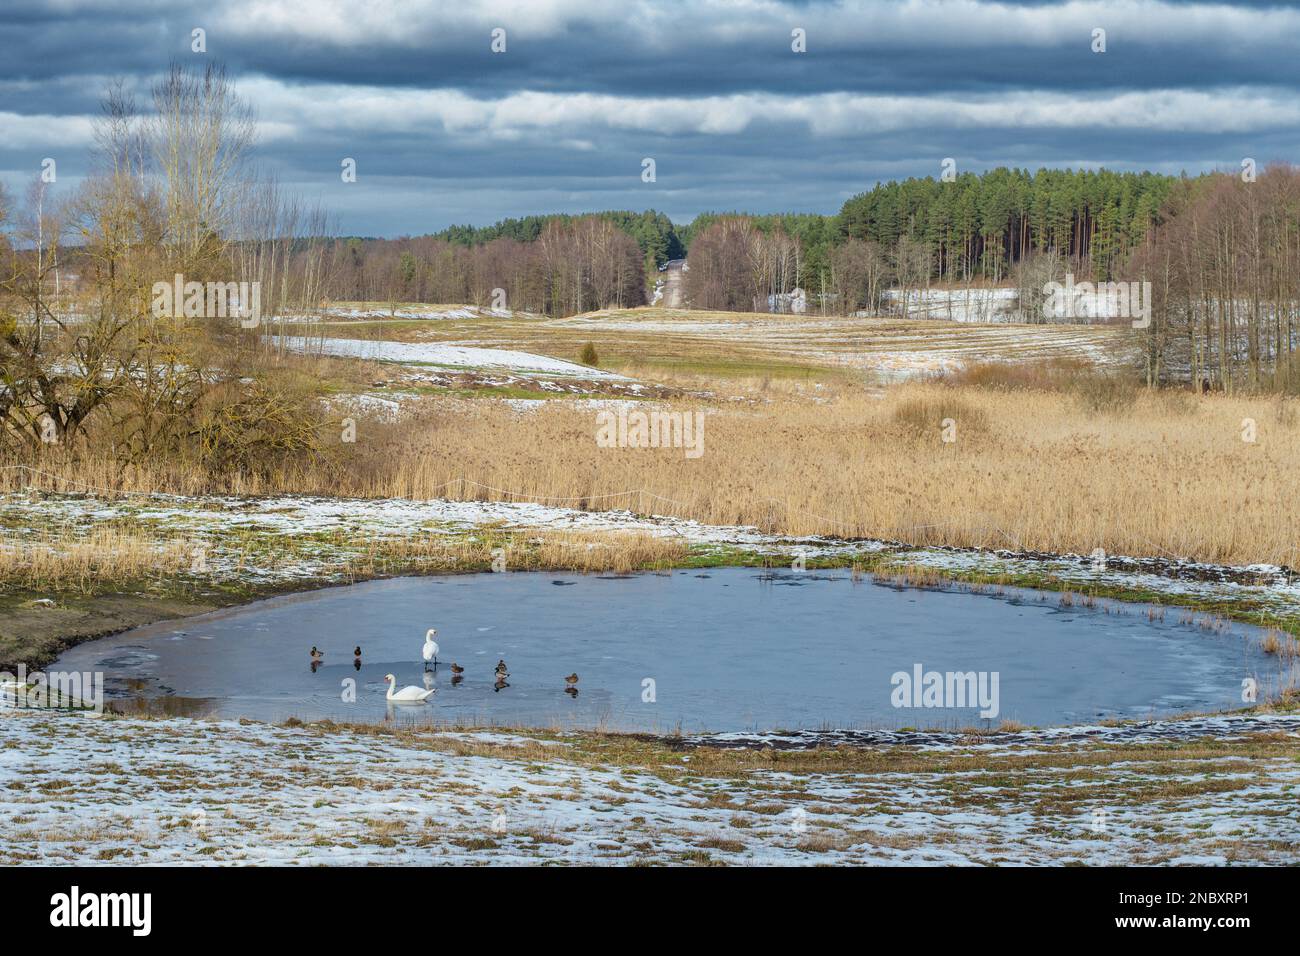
[[662, 258, 686, 308]]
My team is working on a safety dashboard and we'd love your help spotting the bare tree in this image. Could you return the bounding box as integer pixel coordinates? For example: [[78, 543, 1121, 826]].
[[830, 238, 886, 315], [1130, 164, 1300, 391], [893, 236, 932, 319], [151, 61, 256, 267], [1012, 249, 1066, 323]]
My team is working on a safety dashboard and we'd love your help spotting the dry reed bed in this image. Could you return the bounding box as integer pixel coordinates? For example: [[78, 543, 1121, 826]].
[[351, 530, 687, 576], [0, 529, 194, 590], [4, 384, 1297, 568], [0, 525, 687, 592], [376, 386, 1300, 567]]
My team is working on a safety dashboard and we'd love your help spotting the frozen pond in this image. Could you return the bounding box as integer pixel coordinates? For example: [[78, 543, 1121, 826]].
[[53, 569, 1285, 732]]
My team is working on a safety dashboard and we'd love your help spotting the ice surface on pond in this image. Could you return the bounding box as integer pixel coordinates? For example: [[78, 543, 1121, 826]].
[[53, 568, 1284, 733]]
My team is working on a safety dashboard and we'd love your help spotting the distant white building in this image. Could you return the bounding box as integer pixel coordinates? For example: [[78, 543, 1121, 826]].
[[767, 287, 807, 314]]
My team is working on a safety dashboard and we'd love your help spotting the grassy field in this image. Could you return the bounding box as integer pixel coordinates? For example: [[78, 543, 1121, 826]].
[[281, 303, 1124, 384], [3, 709, 1298, 864]]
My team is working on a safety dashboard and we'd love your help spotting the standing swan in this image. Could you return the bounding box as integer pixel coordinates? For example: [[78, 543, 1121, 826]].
[[422, 629, 440, 670], [385, 674, 434, 702]]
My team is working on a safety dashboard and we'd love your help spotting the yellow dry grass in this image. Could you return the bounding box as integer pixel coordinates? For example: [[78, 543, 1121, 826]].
[[0, 529, 193, 590], [6, 382, 1298, 568], [370, 384, 1300, 566], [347, 530, 688, 576], [0, 525, 687, 592]]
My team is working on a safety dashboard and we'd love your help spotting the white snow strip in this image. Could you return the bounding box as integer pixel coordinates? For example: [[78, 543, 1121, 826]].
[[270, 335, 627, 379]]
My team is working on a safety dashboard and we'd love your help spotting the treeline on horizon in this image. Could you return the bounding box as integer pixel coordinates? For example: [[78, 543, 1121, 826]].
[[323, 163, 1300, 392], [431, 210, 686, 268], [391, 166, 1181, 284]]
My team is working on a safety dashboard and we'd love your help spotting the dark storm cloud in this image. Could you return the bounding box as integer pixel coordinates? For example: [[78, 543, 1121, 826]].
[[2, 0, 1298, 235], [3, 0, 1297, 95]]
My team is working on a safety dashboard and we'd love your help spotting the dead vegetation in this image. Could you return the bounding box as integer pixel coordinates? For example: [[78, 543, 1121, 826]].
[[0, 523, 687, 593], [5, 377, 1299, 568]]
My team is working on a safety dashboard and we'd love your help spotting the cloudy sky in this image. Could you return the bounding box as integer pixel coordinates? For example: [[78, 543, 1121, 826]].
[[2, 0, 1297, 236]]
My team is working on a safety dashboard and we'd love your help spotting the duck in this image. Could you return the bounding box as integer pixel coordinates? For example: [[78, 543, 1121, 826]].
[[564, 673, 579, 686], [353, 646, 362, 660], [422, 629, 440, 670], [310, 646, 324, 662], [384, 674, 434, 702], [494, 658, 509, 677], [450, 663, 465, 676]]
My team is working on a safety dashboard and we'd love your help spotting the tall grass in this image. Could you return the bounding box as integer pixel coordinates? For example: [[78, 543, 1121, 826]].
[[0, 525, 688, 592], [5, 383, 1299, 567], [0, 529, 193, 590]]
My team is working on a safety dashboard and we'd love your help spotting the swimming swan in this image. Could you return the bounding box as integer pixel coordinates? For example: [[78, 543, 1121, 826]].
[[385, 674, 434, 702]]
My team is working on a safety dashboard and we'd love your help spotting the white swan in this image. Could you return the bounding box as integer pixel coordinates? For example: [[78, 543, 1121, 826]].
[[422, 628, 440, 669], [385, 674, 434, 702]]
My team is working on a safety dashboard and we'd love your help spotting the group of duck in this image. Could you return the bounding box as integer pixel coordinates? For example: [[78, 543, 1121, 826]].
[[309, 628, 580, 704], [308, 645, 365, 672]]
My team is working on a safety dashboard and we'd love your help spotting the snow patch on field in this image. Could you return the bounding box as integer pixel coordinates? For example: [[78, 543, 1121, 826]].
[[682, 713, 1300, 752], [271, 335, 627, 379], [279, 305, 519, 322], [883, 287, 1020, 323], [321, 392, 413, 421], [2, 710, 1296, 865], [496, 397, 646, 414]]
